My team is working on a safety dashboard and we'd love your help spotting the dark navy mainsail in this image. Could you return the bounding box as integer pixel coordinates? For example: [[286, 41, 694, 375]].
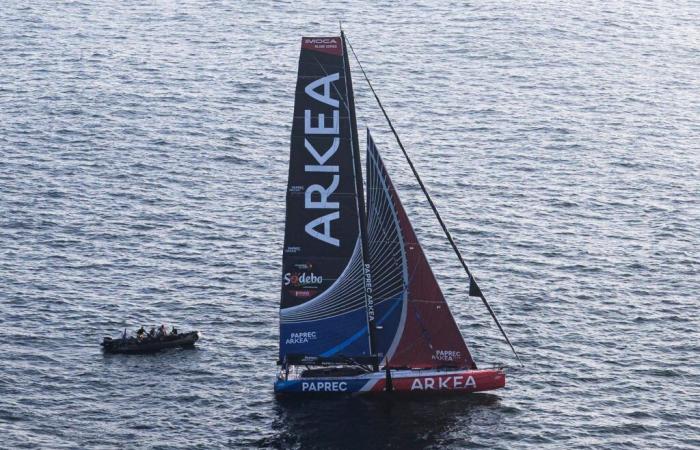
[[279, 37, 370, 360]]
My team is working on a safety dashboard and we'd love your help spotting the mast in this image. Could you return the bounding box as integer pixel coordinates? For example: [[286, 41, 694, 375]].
[[341, 29, 378, 367], [345, 36, 523, 367]]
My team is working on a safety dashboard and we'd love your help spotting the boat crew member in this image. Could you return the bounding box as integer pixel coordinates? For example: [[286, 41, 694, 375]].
[[136, 326, 146, 340], [159, 324, 167, 337], [149, 327, 156, 338], [171, 326, 178, 336]]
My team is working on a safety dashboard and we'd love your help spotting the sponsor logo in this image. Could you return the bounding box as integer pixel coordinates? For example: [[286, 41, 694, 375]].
[[283, 263, 323, 298], [364, 263, 375, 321], [283, 271, 323, 287], [286, 331, 317, 345], [304, 38, 338, 45], [302, 381, 348, 392], [410, 375, 476, 391], [303, 73, 341, 247], [432, 350, 461, 361]]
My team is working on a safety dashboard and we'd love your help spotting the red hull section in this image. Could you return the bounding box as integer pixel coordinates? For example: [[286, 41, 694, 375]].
[[370, 369, 505, 394]]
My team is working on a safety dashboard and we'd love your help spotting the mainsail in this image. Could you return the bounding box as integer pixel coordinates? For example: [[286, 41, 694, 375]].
[[366, 132, 476, 369], [279, 37, 371, 360]]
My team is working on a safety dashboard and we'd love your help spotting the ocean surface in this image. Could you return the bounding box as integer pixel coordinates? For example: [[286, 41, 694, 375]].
[[1, 1, 699, 448]]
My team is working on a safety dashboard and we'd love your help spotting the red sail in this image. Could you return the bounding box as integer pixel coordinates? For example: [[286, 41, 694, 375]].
[[367, 133, 476, 370]]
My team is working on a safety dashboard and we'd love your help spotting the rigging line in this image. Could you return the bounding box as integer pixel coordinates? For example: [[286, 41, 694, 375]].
[[345, 35, 523, 368], [341, 31, 378, 367]]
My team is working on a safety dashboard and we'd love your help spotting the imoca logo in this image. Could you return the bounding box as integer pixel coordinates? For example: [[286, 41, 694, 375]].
[[305, 38, 337, 44]]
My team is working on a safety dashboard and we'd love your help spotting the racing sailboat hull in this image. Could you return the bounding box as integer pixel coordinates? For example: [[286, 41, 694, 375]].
[[275, 368, 505, 395]]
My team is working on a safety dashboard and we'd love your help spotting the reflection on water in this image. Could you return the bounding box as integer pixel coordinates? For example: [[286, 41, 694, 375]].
[[265, 393, 502, 449]]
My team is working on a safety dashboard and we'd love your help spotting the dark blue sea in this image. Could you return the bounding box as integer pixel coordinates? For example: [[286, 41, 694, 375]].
[[1, 1, 698, 448]]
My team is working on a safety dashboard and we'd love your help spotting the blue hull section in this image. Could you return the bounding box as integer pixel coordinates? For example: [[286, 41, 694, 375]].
[[275, 378, 371, 394]]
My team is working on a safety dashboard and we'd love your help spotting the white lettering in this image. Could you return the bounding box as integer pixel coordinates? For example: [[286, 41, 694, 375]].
[[432, 350, 462, 361], [304, 73, 339, 108], [439, 377, 450, 389], [407, 375, 477, 391], [305, 176, 340, 209], [300, 380, 349, 392], [305, 212, 340, 247], [305, 138, 339, 166], [465, 376, 476, 388], [303, 73, 341, 247], [305, 110, 339, 135], [364, 264, 375, 321], [305, 38, 338, 45]]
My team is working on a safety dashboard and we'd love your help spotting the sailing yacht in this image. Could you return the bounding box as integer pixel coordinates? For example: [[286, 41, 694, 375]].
[[275, 31, 515, 395]]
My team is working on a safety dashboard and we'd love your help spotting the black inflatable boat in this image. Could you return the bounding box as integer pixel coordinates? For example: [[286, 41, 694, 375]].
[[101, 331, 199, 354]]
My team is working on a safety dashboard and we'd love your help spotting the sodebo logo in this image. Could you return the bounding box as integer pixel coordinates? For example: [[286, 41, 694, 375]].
[[283, 272, 323, 287]]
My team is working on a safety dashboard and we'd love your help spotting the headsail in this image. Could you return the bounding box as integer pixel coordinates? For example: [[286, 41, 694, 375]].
[[279, 37, 370, 360], [366, 132, 476, 369]]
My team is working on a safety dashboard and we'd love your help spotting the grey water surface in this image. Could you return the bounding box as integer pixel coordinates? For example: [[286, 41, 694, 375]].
[[1, 1, 699, 448]]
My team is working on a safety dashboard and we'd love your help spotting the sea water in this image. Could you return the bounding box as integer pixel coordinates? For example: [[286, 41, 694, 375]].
[[1, 1, 698, 448]]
